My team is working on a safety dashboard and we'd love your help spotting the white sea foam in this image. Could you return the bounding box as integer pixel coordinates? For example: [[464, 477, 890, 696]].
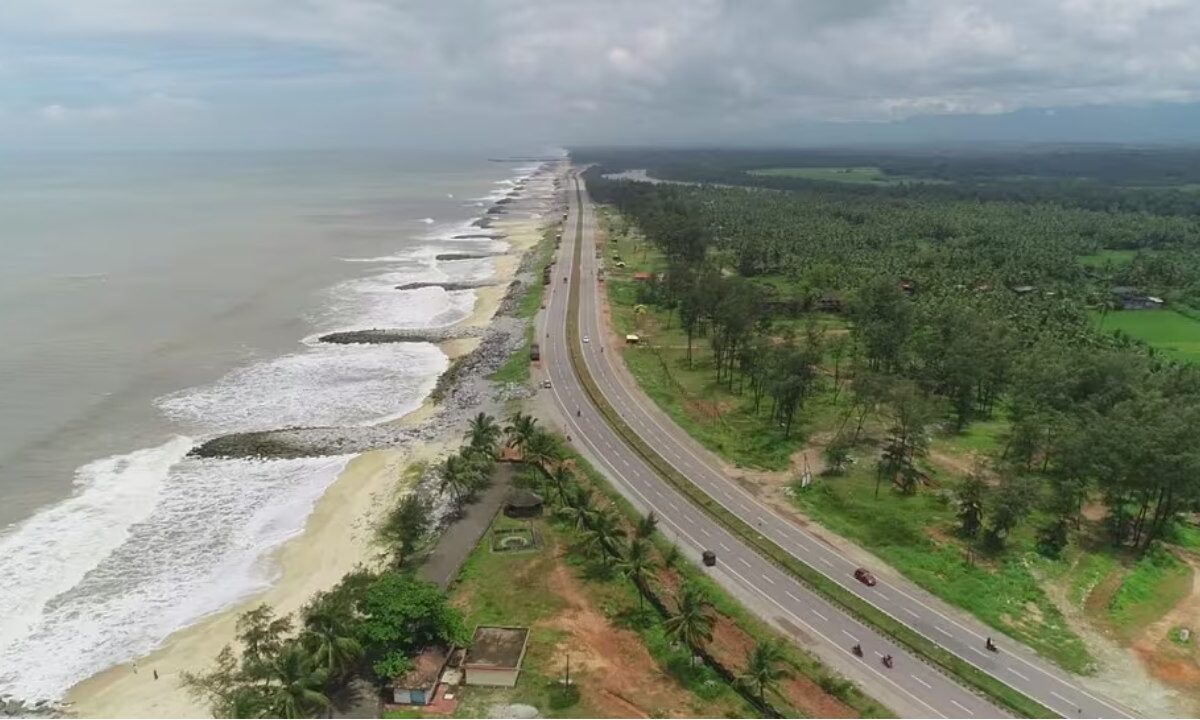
[[0, 453, 350, 700], [0, 436, 192, 697], [157, 342, 447, 434], [0, 158, 537, 703]]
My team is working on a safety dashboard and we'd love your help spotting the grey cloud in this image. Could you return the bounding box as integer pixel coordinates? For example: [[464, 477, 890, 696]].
[[4, 0, 1200, 146]]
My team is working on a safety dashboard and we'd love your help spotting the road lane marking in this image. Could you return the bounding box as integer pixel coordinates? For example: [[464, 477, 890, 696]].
[[903, 607, 919, 618], [935, 626, 953, 638], [841, 629, 858, 642], [874, 590, 890, 601], [810, 608, 828, 621], [719, 542, 732, 552], [1007, 667, 1030, 682], [564, 182, 962, 719], [950, 699, 974, 715], [738, 557, 752, 569], [761, 574, 776, 584], [911, 674, 932, 689], [785, 591, 802, 604], [820, 557, 833, 567]]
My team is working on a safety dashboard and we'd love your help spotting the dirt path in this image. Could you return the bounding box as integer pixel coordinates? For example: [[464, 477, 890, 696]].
[[1130, 552, 1200, 712], [1039, 559, 1185, 717]]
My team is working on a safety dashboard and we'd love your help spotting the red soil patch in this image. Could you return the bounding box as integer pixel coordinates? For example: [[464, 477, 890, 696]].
[[540, 554, 703, 718], [1130, 552, 1200, 697]]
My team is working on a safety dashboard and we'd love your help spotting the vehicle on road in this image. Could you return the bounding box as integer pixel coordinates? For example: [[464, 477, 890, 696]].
[[854, 568, 877, 586], [582, 335, 589, 343], [852, 643, 863, 657], [986, 637, 998, 652], [882, 654, 893, 669], [541, 379, 551, 388], [702, 550, 716, 567]]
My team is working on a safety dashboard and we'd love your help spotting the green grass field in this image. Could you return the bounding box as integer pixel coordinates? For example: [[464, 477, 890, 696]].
[[490, 225, 559, 385], [1078, 249, 1138, 269], [792, 464, 1093, 674], [747, 166, 948, 185], [600, 210, 825, 470], [1094, 309, 1200, 363]]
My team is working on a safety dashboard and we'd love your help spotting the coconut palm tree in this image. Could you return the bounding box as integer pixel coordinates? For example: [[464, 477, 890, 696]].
[[617, 538, 657, 613], [740, 639, 789, 707], [439, 454, 474, 511], [583, 507, 626, 562], [634, 511, 659, 540], [301, 601, 362, 683], [465, 412, 502, 457], [504, 411, 539, 457], [522, 430, 562, 477], [556, 486, 595, 531], [266, 645, 329, 719], [548, 464, 574, 505], [664, 581, 715, 664]]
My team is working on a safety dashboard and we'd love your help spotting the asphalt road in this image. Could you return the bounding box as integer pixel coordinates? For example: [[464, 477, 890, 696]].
[[541, 172, 1007, 718], [542, 171, 1137, 719]]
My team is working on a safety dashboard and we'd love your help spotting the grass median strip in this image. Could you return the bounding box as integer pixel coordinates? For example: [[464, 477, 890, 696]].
[[562, 182, 1055, 719]]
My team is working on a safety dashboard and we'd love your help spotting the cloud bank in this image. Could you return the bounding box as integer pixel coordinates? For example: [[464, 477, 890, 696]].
[[3, 0, 1199, 148]]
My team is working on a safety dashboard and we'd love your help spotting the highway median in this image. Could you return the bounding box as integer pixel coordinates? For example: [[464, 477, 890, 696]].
[[562, 181, 1056, 720]]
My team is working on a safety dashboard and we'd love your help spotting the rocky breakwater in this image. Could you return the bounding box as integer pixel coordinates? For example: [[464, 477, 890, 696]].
[[0, 696, 68, 718], [317, 325, 485, 345]]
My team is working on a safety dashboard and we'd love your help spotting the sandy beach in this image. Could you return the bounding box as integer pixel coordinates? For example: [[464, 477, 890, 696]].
[[64, 176, 557, 717]]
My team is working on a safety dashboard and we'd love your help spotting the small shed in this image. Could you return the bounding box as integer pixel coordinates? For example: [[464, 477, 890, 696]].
[[463, 626, 530, 688], [504, 489, 544, 518], [391, 647, 450, 705], [625, 334, 640, 345]]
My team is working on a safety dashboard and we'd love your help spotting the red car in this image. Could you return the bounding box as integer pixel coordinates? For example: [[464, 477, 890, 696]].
[[854, 568, 877, 587]]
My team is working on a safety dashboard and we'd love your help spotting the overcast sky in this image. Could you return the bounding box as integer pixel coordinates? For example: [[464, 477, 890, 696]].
[[4, 0, 1200, 150]]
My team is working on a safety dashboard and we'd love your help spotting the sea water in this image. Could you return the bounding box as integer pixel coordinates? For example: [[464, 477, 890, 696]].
[[0, 149, 548, 699]]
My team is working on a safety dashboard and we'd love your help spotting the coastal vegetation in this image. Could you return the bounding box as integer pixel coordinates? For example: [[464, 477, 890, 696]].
[[578, 148, 1200, 697], [466, 417, 889, 718], [183, 416, 505, 717]]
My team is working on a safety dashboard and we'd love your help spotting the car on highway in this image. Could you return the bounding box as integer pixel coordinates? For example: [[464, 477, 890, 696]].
[[854, 567, 877, 586], [582, 335, 589, 343], [541, 379, 552, 388]]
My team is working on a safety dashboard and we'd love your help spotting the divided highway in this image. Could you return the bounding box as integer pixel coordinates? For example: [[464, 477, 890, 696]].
[[542, 170, 1136, 719], [541, 173, 1002, 718]]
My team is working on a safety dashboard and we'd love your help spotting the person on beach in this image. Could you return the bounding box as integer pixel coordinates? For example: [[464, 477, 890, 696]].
[[153, 669, 159, 681]]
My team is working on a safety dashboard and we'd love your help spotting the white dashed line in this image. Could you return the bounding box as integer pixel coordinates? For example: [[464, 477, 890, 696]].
[[811, 608, 828, 621], [738, 557, 752, 569], [935, 626, 953, 638], [761, 574, 776, 584], [950, 699, 973, 715], [719, 542, 732, 552], [841, 630, 858, 642], [911, 675, 932, 689], [1007, 667, 1030, 682], [903, 607, 919, 618]]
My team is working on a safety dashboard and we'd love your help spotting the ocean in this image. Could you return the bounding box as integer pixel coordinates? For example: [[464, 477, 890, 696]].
[[0, 149, 547, 700]]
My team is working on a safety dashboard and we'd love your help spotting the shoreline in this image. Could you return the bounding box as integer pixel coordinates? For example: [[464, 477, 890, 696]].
[[63, 163, 562, 718]]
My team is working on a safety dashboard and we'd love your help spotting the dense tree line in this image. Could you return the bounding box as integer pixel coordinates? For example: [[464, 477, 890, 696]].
[[573, 146, 1200, 217], [584, 162, 1200, 556]]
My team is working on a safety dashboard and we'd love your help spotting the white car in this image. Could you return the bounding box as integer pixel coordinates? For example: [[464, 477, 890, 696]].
[[582, 336, 590, 343]]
